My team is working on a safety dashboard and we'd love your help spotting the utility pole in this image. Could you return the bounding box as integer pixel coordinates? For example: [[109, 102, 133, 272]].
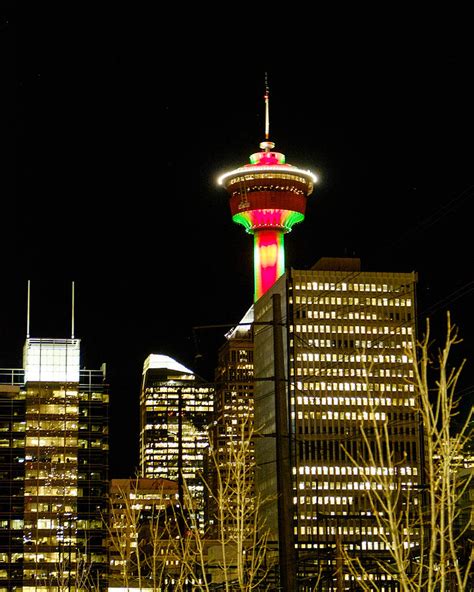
[[273, 293, 296, 591], [178, 386, 183, 508], [177, 386, 186, 541]]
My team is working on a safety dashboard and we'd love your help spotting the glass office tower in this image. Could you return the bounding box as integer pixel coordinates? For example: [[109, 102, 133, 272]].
[[0, 338, 109, 591], [139, 355, 213, 531]]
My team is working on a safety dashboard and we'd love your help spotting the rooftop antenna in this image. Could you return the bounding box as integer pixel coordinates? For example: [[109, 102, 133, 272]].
[[26, 280, 31, 339], [260, 73, 275, 152], [71, 281, 75, 339]]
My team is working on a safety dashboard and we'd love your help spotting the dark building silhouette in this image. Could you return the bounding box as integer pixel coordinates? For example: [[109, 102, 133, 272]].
[[208, 307, 255, 538]]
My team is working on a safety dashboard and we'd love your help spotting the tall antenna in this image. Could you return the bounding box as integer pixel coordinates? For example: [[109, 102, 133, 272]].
[[264, 72, 270, 140], [71, 281, 75, 339], [260, 73, 275, 152], [26, 280, 31, 339]]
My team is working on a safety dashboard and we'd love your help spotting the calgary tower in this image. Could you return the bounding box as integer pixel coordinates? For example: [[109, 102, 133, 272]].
[[218, 80, 317, 301]]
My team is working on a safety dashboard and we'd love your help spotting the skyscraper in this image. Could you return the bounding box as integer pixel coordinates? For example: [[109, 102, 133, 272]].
[[208, 307, 255, 538], [139, 355, 213, 531], [0, 336, 109, 591], [253, 258, 422, 590]]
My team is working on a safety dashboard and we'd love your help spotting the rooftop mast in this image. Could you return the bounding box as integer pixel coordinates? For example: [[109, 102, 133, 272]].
[[26, 280, 31, 339], [71, 281, 75, 339]]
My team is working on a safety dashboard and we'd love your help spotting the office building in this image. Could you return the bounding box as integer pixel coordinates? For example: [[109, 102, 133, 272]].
[[108, 477, 178, 589], [208, 307, 255, 538], [0, 337, 109, 591], [253, 258, 422, 590], [139, 355, 213, 531]]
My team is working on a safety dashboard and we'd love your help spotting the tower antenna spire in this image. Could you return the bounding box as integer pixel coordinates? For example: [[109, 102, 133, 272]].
[[71, 281, 75, 339], [264, 72, 270, 140], [26, 280, 31, 339], [260, 73, 275, 152]]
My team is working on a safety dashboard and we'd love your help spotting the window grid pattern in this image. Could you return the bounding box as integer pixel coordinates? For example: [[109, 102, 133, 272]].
[[253, 265, 422, 590], [208, 334, 255, 538], [139, 366, 213, 533], [0, 369, 109, 590], [289, 270, 421, 560]]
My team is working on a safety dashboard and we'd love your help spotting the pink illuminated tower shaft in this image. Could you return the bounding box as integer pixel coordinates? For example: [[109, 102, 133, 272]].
[[218, 86, 317, 301], [254, 228, 285, 301]]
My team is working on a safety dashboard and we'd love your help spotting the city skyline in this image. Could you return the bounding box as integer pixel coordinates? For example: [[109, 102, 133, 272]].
[[4, 16, 473, 477]]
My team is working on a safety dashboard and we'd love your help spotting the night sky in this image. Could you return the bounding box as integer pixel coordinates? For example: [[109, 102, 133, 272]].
[[2, 15, 473, 477]]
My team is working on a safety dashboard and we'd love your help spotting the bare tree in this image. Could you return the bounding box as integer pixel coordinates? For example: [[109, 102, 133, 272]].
[[105, 421, 273, 591], [162, 419, 273, 590], [51, 549, 101, 591], [107, 477, 178, 590], [203, 419, 272, 590], [343, 314, 473, 591]]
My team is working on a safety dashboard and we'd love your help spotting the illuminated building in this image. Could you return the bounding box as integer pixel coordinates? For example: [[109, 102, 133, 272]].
[[0, 337, 109, 591], [139, 355, 213, 531], [208, 307, 255, 537], [218, 84, 317, 301], [253, 258, 423, 590], [108, 478, 178, 590]]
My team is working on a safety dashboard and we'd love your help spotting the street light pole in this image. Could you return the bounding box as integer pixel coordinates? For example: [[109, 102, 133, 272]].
[[272, 293, 296, 591]]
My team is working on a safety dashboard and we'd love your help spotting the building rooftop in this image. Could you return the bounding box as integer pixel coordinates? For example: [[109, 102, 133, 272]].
[[311, 257, 362, 272], [143, 354, 194, 376]]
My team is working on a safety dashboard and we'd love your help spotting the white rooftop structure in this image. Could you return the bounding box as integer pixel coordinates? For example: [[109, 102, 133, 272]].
[[142, 354, 194, 376], [23, 338, 81, 383], [225, 304, 254, 340]]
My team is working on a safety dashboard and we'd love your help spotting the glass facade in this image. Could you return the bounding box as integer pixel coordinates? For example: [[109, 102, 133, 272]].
[[0, 339, 109, 591], [139, 355, 213, 532], [0, 385, 25, 590]]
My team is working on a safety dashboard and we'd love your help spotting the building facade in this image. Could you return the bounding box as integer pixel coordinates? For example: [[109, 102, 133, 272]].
[[108, 477, 178, 589], [253, 258, 423, 590], [139, 355, 213, 532], [208, 307, 255, 538], [0, 338, 109, 591]]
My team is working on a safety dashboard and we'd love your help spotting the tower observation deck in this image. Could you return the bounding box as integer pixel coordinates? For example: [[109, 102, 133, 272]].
[[218, 84, 318, 301]]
